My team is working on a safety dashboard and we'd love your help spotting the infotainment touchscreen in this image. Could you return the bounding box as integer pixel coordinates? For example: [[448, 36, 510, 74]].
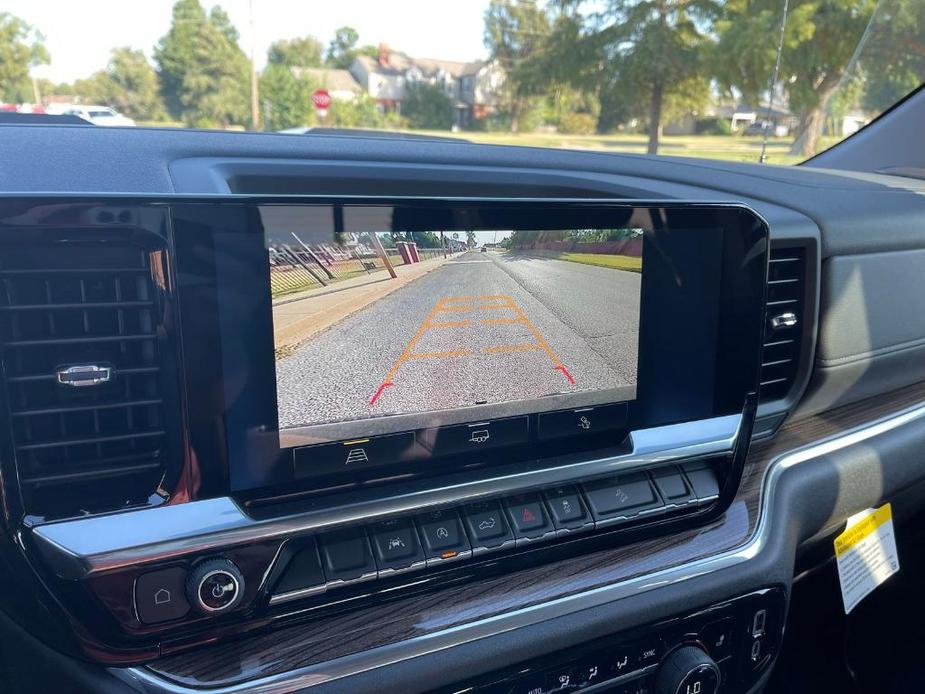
[[267, 208, 643, 447], [187, 199, 767, 492]]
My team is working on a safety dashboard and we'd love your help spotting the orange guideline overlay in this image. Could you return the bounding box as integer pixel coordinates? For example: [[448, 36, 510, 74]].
[[368, 295, 574, 406]]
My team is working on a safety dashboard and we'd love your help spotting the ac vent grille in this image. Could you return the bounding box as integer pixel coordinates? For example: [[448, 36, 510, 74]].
[[0, 240, 173, 518], [759, 246, 806, 403]]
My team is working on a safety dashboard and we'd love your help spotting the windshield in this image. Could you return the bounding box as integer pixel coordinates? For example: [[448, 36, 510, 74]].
[[2, 0, 923, 164]]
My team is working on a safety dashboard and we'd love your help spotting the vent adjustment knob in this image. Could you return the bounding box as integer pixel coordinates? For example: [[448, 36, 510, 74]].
[[186, 559, 245, 615]]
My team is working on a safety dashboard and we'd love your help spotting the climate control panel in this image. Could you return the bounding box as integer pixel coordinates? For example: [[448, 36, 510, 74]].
[[442, 587, 784, 694]]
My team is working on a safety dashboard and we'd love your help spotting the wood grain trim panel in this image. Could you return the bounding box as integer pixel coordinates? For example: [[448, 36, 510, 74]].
[[148, 381, 925, 688]]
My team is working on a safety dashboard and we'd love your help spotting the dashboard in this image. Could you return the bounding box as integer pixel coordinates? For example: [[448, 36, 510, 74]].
[[2, 121, 925, 694]]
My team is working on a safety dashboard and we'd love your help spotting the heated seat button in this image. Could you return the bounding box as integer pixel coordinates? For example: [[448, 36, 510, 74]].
[[416, 509, 470, 561], [582, 472, 662, 520], [504, 494, 554, 544], [369, 518, 425, 572], [462, 501, 515, 553], [135, 567, 191, 624], [318, 527, 377, 583], [701, 618, 735, 660], [537, 403, 628, 441]]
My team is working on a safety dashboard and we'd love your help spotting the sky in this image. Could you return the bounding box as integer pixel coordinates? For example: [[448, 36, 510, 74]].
[[8, 0, 492, 85]]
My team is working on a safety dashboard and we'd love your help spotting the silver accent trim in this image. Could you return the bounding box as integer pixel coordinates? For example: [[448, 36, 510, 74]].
[[194, 569, 241, 614], [114, 400, 925, 694], [31, 414, 742, 580], [56, 364, 112, 387], [769, 312, 798, 330]]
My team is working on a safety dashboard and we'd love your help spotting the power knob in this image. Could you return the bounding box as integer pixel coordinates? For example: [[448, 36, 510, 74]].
[[186, 559, 245, 615], [654, 645, 721, 694]]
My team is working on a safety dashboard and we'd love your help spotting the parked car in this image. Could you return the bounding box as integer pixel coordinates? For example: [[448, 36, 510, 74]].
[[65, 105, 136, 127]]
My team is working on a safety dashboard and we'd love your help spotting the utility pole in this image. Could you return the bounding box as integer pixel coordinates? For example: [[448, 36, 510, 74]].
[[249, 0, 259, 130]]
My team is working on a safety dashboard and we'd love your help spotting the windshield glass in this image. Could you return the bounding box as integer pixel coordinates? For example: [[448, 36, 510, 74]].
[[2, 0, 923, 164]]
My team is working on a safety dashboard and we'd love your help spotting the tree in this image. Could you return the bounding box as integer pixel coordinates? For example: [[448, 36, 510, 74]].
[[858, 0, 925, 114], [402, 82, 455, 129], [484, 0, 553, 132], [154, 0, 251, 128], [260, 63, 312, 130], [73, 48, 166, 121], [325, 26, 378, 69], [0, 13, 50, 103], [268, 37, 323, 68], [714, 0, 878, 157], [466, 231, 477, 247], [553, 0, 717, 153]]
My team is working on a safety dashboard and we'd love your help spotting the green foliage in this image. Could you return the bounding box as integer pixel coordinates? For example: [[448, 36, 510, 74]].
[[483, 0, 552, 132], [402, 82, 454, 129], [557, 111, 596, 134], [325, 26, 377, 69], [0, 13, 50, 102], [858, 0, 925, 113], [260, 63, 312, 130], [695, 116, 732, 135], [71, 48, 166, 120], [268, 37, 323, 68], [154, 0, 251, 128], [714, 0, 877, 156]]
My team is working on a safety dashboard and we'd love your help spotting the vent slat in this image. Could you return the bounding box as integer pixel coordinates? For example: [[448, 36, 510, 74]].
[[0, 239, 171, 519], [11, 398, 163, 417], [16, 429, 165, 451], [759, 246, 806, 404], [0, 300, 154, 311], [4, 334, 156, 347], [19, 461, 163, 486]]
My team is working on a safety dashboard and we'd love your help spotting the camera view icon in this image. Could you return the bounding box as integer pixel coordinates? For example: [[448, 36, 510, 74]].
[[345, 448, 369, 464], [469, 429, 490, 444]]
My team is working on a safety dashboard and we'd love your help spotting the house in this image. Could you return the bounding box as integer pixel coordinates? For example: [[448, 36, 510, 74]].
[[291, 67, 362, 102], [349, 45, 504, 127]]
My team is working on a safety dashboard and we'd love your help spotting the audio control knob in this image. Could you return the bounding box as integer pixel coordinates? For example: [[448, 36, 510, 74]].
[[654, 645, 721, 694], [186, 559, 245, 615]]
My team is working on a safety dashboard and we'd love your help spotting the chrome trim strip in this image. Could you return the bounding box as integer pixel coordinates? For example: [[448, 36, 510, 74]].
[[114, 400, 925, 694], [31, 415, 742, 580]]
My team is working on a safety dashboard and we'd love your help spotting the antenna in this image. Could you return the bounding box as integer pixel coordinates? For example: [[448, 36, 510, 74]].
[[759, 0, 790, 164]]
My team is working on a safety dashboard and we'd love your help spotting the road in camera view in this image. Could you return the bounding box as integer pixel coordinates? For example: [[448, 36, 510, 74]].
[[275, 250, 641, 428]]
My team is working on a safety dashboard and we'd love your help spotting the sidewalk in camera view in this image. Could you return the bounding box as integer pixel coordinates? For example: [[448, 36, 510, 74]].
[[272, 256, 455, 357]]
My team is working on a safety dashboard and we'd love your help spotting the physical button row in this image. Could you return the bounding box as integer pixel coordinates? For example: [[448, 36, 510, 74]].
[[270, 461, 720, 604]]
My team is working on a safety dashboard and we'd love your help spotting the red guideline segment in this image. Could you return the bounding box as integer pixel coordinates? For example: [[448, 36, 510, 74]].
[[369, 381, 393, 406]]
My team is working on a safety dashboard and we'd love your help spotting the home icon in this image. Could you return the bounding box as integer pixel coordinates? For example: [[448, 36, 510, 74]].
[[153, 588, 171, 605]]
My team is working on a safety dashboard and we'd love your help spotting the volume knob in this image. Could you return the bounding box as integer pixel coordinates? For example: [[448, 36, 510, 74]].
[[186, 559, 245, 615], [654, 645, 721, 694]]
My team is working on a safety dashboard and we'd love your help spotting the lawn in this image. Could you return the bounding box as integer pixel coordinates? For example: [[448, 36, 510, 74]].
[[507, 249, 642, 272], [415, 130, 840, 166]]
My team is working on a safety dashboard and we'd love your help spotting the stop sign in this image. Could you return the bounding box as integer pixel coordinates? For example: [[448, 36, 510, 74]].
[[311, 89, 332, 111]]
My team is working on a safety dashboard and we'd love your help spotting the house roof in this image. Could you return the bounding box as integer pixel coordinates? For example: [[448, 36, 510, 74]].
[[355, 53, 488, 78], [293, 67, 361, 93]]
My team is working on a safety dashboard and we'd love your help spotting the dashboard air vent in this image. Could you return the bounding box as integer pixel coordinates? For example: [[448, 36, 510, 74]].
[[0, 238, 176, 519], [759, 246, 806, 403]]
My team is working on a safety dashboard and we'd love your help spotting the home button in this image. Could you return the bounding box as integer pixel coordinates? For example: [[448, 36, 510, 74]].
[[135, 567, 191, 624]]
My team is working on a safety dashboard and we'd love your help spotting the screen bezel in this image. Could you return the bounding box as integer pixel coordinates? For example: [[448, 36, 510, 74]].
[[166, 197, 767, 497]]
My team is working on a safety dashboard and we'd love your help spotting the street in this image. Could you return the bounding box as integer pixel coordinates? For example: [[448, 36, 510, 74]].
[[276, 250, 641, 429]]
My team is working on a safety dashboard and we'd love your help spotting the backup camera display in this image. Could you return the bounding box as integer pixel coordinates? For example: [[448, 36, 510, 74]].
[[266, 207, 642, 444]]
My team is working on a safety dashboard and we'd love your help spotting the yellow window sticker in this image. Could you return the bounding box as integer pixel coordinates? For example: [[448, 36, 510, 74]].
[[834, 503, 899, 614]]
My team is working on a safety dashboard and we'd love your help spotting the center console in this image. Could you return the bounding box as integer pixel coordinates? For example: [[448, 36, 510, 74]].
[[0, 197, 768, 670]]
